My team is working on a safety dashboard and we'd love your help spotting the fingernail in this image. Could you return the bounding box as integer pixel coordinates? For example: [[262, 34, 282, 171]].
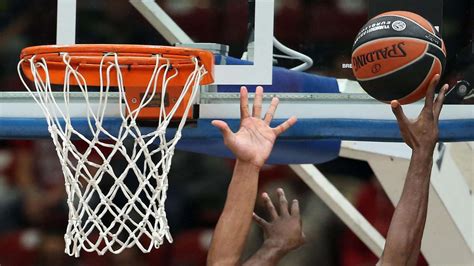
[[390, 100, 398, 108]]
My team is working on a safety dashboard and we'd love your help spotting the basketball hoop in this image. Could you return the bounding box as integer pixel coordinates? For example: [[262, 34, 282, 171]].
[[17, 44, 214, 256]]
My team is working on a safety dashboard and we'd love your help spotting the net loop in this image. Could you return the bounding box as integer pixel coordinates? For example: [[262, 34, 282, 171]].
[[17, 46, 209, 257]]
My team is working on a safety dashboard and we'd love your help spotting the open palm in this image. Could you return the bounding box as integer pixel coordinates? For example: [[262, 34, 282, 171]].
[[212, 86, 297, 168]]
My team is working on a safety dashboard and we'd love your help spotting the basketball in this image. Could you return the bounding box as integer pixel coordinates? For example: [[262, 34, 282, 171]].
[[352, 11, 446, 104]]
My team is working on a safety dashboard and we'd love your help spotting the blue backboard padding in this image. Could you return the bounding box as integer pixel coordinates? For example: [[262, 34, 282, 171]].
[[1, 118, 473, 141], [1, 117, 473, 154], [182, 119, 474, 142], [176, 139, 340, 164], [0, 118, 340, 164], [215, 55, 340, 93]]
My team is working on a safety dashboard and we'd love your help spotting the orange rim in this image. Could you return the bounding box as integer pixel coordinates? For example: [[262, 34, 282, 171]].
[[20, 44, 215, 86]]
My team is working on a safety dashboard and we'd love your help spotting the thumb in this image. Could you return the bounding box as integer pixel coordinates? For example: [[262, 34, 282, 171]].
[[211, 120, 233, 139], [391, 100, 412, 147], [253, 212, 268, 228], [391, 100, 408, 125]]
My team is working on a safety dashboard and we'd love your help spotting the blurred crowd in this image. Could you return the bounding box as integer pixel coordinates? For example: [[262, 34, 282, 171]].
[[0, 0, 464, 265]]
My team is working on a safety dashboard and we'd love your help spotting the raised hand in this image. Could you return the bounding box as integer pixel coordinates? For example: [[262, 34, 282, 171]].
[[380, 75, 449, 266], [253, 188, 305, 253], [391, 74, 449, 153], [212, 86, 297, 168]]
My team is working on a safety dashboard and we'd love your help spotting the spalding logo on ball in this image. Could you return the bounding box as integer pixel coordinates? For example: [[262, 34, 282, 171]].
[[352, 11, 446, 104]]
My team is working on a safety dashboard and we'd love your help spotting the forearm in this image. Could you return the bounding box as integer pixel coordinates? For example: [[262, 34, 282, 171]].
[[243, 242, 285, 266], [381, 149, 434, 265], [208, 160, 260, 266]]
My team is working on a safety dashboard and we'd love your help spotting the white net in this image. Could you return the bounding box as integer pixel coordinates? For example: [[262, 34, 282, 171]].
[[17, 52, 206, 256]]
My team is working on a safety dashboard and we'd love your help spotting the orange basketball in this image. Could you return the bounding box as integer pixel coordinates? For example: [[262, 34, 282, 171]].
[[352, 11, 446, 104]]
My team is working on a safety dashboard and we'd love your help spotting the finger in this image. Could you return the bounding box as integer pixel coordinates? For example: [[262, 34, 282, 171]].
[[277, 188, 289, 216], [262, 192, 278, 220], [264, 97, 279, 125], [391, 100, 409, 125], [240, 86, 250, 119], [424, 74, 440, 110], [252, 86, 263, 118], [273, 116, 297, 136], [290, 199, 300, 217], [391, 101, 412, 145], [434, 84, 449, 122], [252, 212, 268, 227], [211, 120, 233, 139]]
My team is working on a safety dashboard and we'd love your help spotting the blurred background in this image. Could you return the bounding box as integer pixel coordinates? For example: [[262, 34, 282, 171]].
[[0, 0, 471, 265]]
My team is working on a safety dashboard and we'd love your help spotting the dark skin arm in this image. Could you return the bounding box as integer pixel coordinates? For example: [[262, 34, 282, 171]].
[[207, 86, 297, 266], [243, 188, 305, 266], [379, 75, 449, 265]]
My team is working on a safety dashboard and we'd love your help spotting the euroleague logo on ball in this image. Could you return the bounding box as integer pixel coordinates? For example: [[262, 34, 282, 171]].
[[392, 20, 407, 31]]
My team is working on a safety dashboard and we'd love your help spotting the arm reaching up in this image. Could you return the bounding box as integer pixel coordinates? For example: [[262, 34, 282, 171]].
[[379, 75, 449, 265], [244, 188, 305, 266], [207, 86, 297, 266]]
